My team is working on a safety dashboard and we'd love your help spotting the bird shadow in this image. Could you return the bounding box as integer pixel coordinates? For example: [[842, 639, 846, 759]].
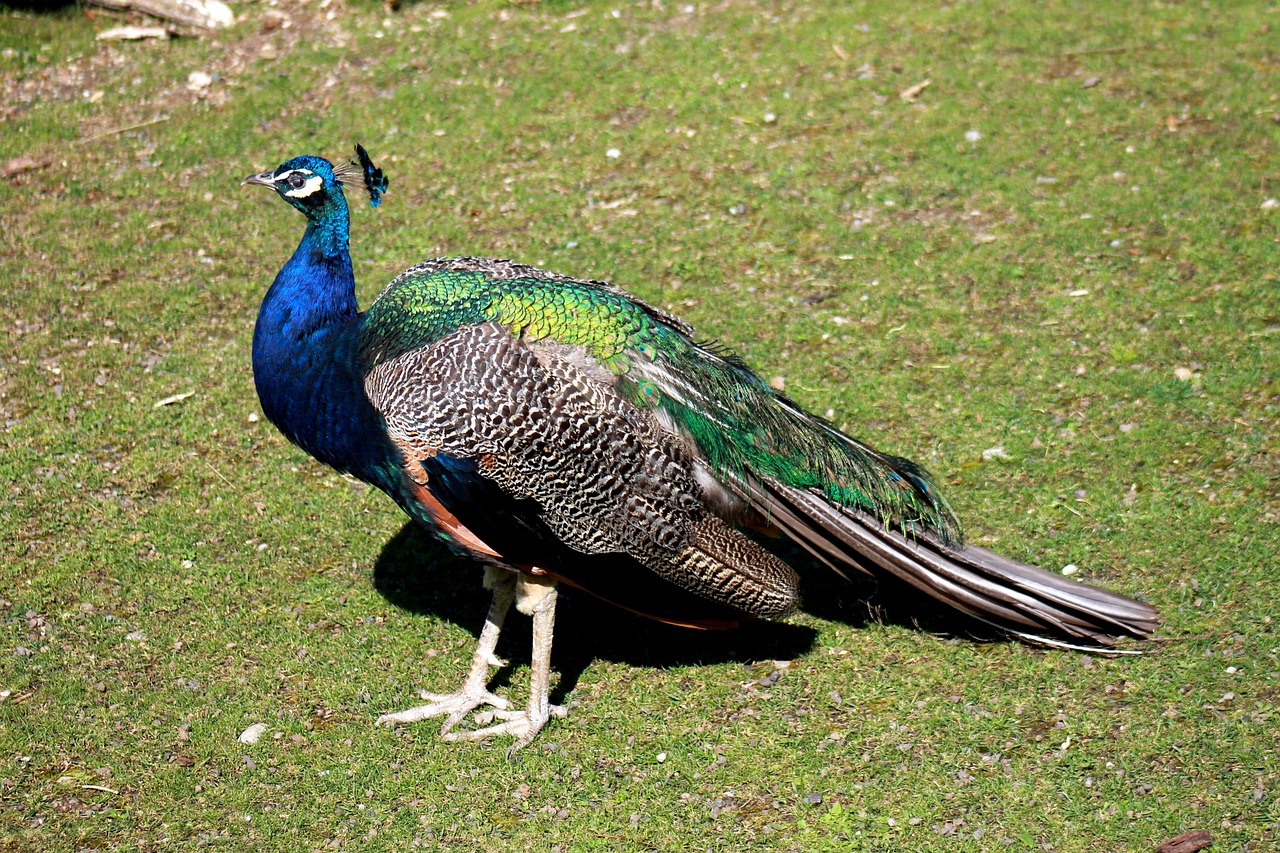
[[371, 521, 1004, 705]]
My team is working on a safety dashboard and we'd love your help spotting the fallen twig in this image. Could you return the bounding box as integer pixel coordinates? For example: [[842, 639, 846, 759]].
[[96, 25, 170, 41], [80, 114, 171, 144], [1155, 829, 1212, 853], [153, 390, 195, 409], [86, 0, 232, 29], [899, 79, 931, 102], [1, 155, 52, 178], [80, 784, 121, 795], [1063, 44, 1151, 56]]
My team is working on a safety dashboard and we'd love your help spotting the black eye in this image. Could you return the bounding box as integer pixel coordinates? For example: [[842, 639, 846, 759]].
[[287, 173, 306, 189]]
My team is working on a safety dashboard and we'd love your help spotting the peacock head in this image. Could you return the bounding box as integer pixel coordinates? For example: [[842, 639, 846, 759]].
[[244, 145, 388, 220]]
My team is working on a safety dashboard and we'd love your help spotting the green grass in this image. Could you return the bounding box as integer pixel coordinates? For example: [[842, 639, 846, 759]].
[[2, 0, 1278, 849]]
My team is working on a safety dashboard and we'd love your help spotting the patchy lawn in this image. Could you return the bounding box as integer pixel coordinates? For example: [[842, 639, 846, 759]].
[[2, 1, 1277, 850]]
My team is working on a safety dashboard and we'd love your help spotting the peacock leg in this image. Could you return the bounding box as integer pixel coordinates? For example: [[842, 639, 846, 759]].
[[442, 572, 567, 751], [377, 566, 516, 733]]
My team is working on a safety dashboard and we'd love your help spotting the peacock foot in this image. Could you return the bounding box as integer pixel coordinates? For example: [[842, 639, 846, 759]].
[[378, 570, 566, 750], [376, 683, 513, 735], [442, 702, 569, 751]]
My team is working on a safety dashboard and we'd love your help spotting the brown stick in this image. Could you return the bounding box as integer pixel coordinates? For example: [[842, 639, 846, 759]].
[[1155, 830, 1213, 853], [85, 0, 231, 30], [79, 114, 171, 144], [1063, 44, 1151, 56]]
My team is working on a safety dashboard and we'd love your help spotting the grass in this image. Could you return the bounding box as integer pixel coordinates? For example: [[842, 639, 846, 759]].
[[2, 0, 1278, 849]]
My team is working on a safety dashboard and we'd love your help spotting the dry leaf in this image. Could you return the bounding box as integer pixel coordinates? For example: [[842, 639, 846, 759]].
[[899, 80, 931, 102]]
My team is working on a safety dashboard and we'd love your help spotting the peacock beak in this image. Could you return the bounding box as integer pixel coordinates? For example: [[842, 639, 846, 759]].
[[242, 171, 276, 188]]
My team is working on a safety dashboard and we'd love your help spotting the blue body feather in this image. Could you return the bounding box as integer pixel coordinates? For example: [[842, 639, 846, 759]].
[[249, 158, 398, 491]]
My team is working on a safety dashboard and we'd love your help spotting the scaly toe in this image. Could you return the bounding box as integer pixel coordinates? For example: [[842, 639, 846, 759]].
[[486, 704, 567, 723], [440, 707, 554, 751], [377, 686, 513, 733]]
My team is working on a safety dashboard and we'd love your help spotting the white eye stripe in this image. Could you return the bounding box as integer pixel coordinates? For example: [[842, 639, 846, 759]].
[[274, 168, 314, 182], [283, 174, 325, 198]]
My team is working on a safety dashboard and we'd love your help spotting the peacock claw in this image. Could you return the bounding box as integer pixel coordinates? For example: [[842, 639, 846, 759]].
[[441, 703, 568, 751], [377, 686, 513, 735]]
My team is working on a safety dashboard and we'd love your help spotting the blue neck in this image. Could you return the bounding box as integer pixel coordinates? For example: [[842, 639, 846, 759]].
[[252, 203, 395, 487]]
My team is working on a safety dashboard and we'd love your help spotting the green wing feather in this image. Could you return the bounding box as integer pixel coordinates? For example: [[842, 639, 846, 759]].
[[358, 259, 963, 547], [620, 338, 964, 547]]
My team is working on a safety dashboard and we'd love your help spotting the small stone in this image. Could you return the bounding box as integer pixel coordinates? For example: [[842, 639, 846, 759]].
[[769, 376, 785, 391], [981, 445, 1008, 461], [1261, 198, 1278, 210], [1061, 564, 1079, 576], [260, 10, 288, 30], [802, 791, 823, 805], [238, 723, 268, 744], [1173, 366, 1194, 382], [187, 71, 213, 91], [964, 129, 982, 142], [605, 148, 621, 159]]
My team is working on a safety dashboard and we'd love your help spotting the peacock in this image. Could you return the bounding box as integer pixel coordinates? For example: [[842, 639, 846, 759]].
[[244, 145, 1158, 750]]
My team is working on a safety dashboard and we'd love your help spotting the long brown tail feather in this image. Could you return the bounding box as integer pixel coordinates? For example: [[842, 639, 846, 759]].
[[727, 473, 1158, 654]]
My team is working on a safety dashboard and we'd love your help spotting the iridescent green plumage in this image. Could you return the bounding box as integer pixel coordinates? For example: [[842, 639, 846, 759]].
[[362, 266, 662, 370], [359, 259, 963, 546]]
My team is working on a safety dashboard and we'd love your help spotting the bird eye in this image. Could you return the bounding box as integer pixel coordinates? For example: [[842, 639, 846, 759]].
[[287, 173, 306, 189]]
